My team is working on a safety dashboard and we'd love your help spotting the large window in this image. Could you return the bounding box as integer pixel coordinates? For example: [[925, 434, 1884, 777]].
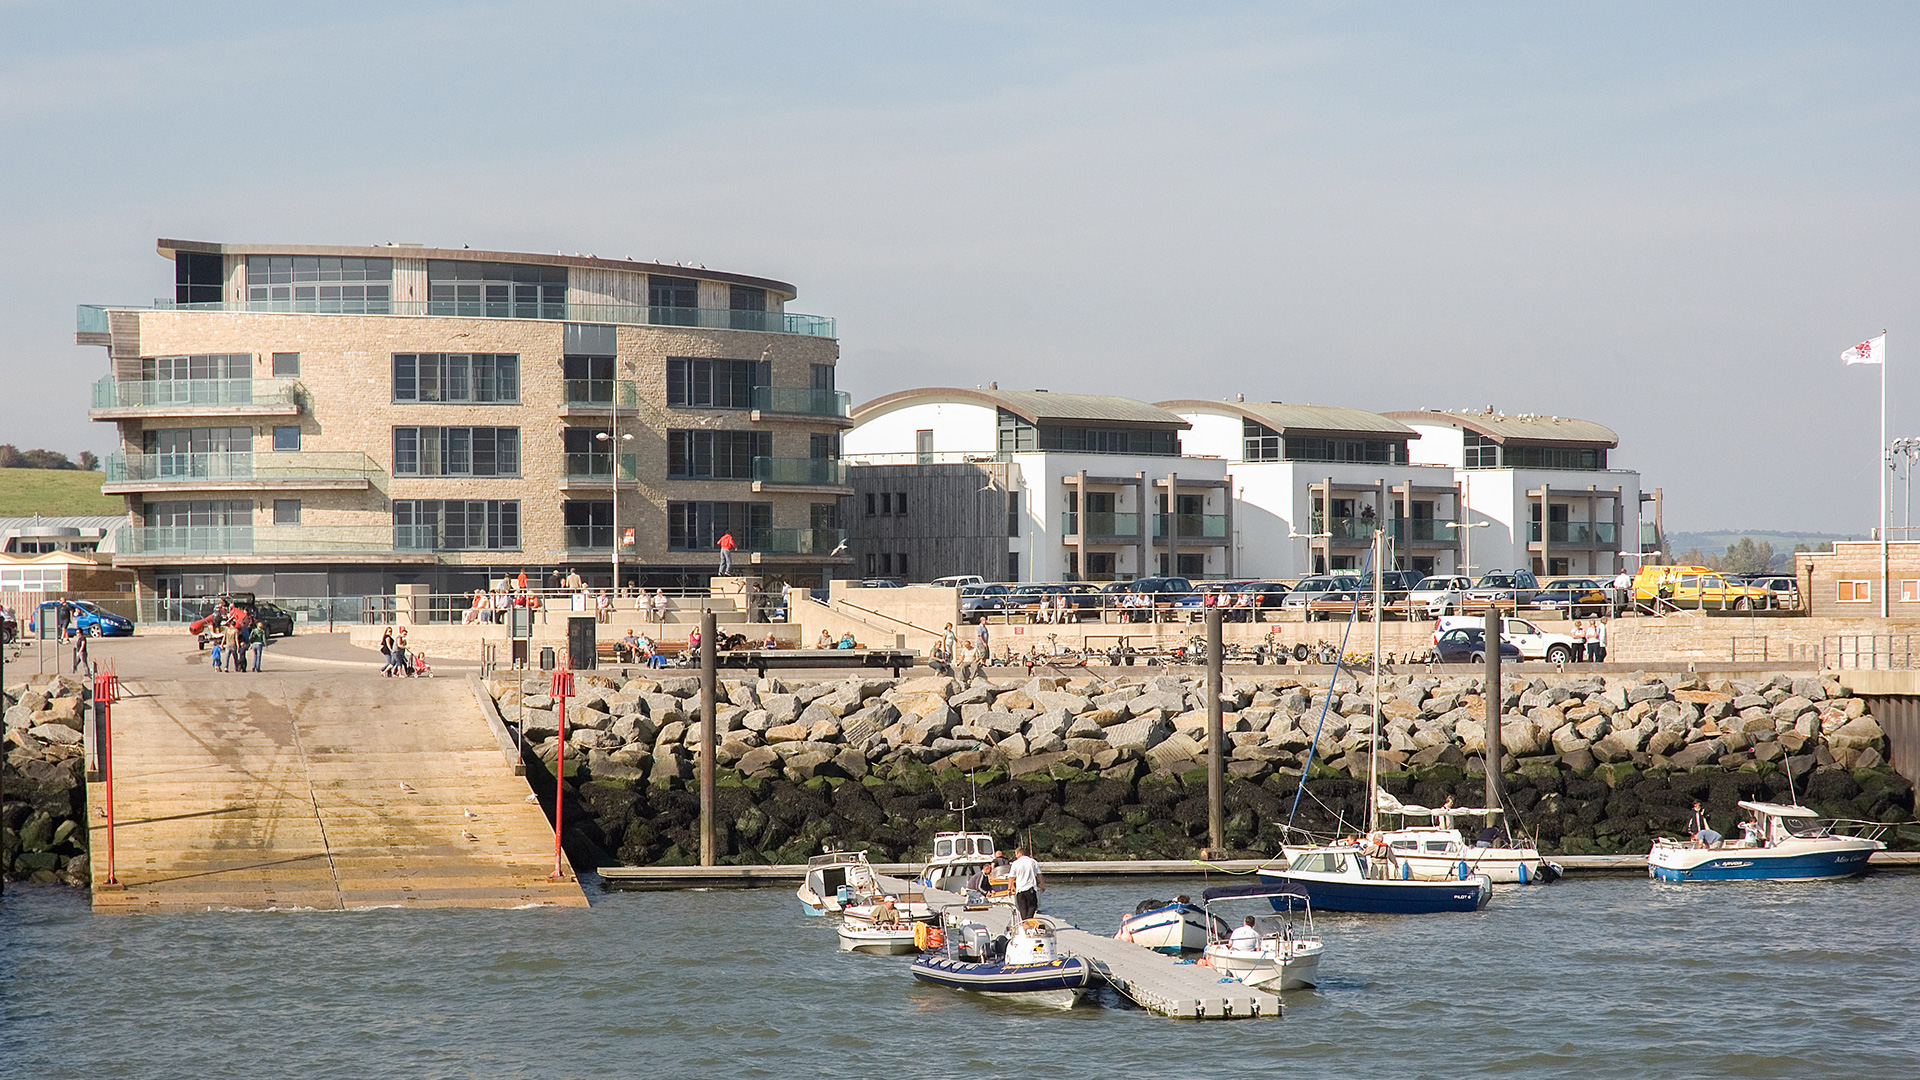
[[143, 427, 251, 456], [563, 500, 613, 550], [1037, 424, 1178, 456], [1284, 436, 1406, 464], [650, 275, 698, 308], [247, 256, 392, 313], [393, 427, 520, 476], [1243, 419, 1281, 462], [667, 501, 771, 550], [1503, 445, 1606, 470], [668, 430, 767, 479], [176, 252, 223, 305], [667, 357, 768, 409], [149, 500, 250, 526], [1463, 433, 1500, 469], [427, 260, 565, 318], [393, 499, 520, 551], [392, 353, 520, 403], [143, 354, 251, 382]]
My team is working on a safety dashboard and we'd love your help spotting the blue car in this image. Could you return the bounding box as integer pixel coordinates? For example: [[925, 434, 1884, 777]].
[[40, 599, 135, 637]]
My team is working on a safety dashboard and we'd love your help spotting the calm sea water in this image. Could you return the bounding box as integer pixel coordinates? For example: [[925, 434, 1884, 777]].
[[3, 874, 1917, 1079]]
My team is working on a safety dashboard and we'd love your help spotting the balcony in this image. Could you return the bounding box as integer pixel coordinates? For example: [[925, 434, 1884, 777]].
[[101, 451, 381, 494], [84, 300, 836, 338], [756, 527, 849, 558], [750, 386, 852, 420], [1061, 511, 1142, 538], [1311, 514, 1379, 542], [1528, 521, 1619, 547], [750, 456, 850, 491], [117, 524, 437, 565], [560, 452, 639, 489], [1154, 513, 1228, 542], [562, 378, 638, 411], [89, 375, 304, 420], [1387, 518, 1454, 544]]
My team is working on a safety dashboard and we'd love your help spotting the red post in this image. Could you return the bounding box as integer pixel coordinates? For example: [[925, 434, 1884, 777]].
[[95, 665, 120, 886], [548, 666, 575, 880]]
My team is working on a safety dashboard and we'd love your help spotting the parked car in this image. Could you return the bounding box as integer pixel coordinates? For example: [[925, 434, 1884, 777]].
[[1281, 574, 1363, 618], [1410, 575, 1472, 616], [958, 583, 1015, 622], [1733, 574, 1801, 610], [1433, 626, 1523, 665], [1466, 569, 1541, 608], [243, 600, 297, 638], [1436, 614, 1579, 663], [860, 578, 905, 589], [47, 599, 135, 638], [1100, 576, 1196, 621], [1355, 569, 1424, 604], [1, 610, 15, 644], [1009, 583, 1090, 620], [1534, 577, 1610, 616], [932, 574, 986, 588], [1633, 565, 1770, 610]]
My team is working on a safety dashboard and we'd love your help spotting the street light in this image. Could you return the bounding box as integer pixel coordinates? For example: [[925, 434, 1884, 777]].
[[1442, 519, 1489, 579], [595, 429, 634, 593], [1287, 527, 1331, 575]]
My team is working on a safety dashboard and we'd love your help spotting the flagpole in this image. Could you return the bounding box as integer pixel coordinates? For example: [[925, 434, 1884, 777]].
[[1883, 330, 1890, 618]]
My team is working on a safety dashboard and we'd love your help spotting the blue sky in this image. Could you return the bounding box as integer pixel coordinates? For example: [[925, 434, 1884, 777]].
[[3, 1, 1917, 532]]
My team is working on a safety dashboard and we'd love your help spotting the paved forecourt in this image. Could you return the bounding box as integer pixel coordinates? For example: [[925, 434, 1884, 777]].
[[86, 637, 585, 912]]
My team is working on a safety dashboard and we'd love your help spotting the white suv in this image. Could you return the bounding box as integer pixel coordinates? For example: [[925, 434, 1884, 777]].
[[1410, 575, 1472, 616], [1434, 614, 1580, 663]]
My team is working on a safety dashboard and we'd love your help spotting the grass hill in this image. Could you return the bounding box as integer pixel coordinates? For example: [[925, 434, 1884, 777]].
[[0, 468, 120, 517]]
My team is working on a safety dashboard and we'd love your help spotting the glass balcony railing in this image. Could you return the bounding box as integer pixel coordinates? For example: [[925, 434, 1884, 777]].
[[841, 450, 1011, 466], [1388, 518, 1450, 542], [1061, 511, 1142, 537], [750, 386, 852, 417], [562, 452, 638, 482], [90, 300, 837, 338], [103, 451, 381, 484], [757, 527, 848, 556], [1154, 513, 1228, 540], [751, 457, 849, 486], [121, 525, 415, 556], [91, 374, 303, 410], [1311, 514, 1377, 540], [1528, 521, 1619, 545], [562, 379, 639, 409]]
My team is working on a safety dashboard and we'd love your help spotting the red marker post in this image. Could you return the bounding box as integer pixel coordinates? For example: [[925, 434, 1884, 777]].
[[548, 666, 575, 879], [93, 661, 121, 886]]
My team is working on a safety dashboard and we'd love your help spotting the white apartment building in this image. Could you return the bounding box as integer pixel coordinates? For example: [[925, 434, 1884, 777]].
[[1162, 400, 1465, 578], [842, 388, 1230, 582], [1385, 410, 1641, 579]]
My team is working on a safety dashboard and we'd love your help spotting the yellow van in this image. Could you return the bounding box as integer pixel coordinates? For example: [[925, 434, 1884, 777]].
[[1632, 565, 1771, 610]]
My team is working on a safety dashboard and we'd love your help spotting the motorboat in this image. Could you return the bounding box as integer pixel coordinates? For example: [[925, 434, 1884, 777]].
[[910, 918, 1094, 1009], [842, 894, 937, 927], [1115, 896, 1228, 953], [1199, 884, 1326, 991], [796, 849, 881, 916], [837, 921, 921, 955], [1374, 791, 1562, 885], [1648, 800, 1887, 882], [915, 830, 1001, 894], [1259, 842, 1492, 914]]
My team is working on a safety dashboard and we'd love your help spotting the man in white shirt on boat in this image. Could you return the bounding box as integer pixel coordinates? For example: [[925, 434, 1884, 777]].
[[1009, 848, 1044, 920], [1229, 916, 1261, 952]]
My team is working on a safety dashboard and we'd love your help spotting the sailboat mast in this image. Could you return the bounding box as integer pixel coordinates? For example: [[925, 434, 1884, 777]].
[[1369, 527, 1383, 835]]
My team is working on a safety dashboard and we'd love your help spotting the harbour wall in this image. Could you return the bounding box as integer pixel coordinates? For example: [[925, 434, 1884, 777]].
[[488, 669, 1918, 868], [1, 675, 92, 885]]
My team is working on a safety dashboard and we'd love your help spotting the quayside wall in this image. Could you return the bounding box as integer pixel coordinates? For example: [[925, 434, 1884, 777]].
[[486, 669, 1918, 869]]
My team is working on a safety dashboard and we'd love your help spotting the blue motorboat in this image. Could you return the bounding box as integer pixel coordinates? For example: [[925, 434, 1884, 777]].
[[1647, 801, 1887, 882], [1257, 844, 1492, 914], [910, 919, 1094, 1008]]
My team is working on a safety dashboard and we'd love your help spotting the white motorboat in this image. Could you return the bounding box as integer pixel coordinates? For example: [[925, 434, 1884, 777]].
[[836, 921, 921, 954], [1648, 801, 1887, 882], [796, 849, 881, 916], [915, 831, 1001, 894], [842, 895, 937, 927], [1374, 792, 1561, 885], [1199, 884, 1325, 990], [1115, 896, 1227, 953]]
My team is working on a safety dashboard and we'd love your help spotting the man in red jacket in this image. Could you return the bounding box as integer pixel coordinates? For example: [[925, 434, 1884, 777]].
[[717, 532, 736, 575]]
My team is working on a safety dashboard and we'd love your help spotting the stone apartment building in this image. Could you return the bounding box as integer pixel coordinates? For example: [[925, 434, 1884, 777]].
[[80, 239, 852, 612]]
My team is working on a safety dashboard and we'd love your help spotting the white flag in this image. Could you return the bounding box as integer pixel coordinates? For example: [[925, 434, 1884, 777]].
[[1843, 333, 1886, 365]]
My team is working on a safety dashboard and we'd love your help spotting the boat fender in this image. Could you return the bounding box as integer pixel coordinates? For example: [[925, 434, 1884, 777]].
[[1401, 862, 1410, 880], [1458, 860, 1469, 881], [1518, 862, 1529, 885], [913, 922, 926, 950]]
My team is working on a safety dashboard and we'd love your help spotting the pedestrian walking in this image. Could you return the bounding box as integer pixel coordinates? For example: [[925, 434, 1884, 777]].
[[223, 621, 243, 672], [975, 620, 990, 669], [716, 531, 736, 576], [71, 627, 88, 673], [250, 621, 267, 672], [1009, 847, 1044, 920]]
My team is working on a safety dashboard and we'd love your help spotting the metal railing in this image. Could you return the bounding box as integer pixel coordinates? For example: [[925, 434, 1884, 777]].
[[562, 452, 639, 482], [1154, 513, 1228, 540], [138, 596, 365, 626], [103, 450, 381, 484], [1824, 635, 1920, 670], [92, 300, 837, 338], [750, 457, 849, 486], [1387, 518, 1451, 542], [562, 379, 639, 409], [91, 374, 304, 410], [758, 527, 848, 556], [751, 386, 852, 417], [122, 524, 436, 556], [840, 451, 1011, 466], [1061, 511, 1142, 537], [1527, 521, 1620, 545]]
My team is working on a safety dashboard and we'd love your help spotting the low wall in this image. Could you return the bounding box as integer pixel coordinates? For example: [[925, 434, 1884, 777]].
[[487, 668, 1916, 868]]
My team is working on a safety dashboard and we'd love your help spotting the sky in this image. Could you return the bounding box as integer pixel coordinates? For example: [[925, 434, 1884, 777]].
[[2, 1, 1917, 534]]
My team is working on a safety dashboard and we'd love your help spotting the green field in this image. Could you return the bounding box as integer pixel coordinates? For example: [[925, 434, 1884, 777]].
[[0, 468, 120, 517]]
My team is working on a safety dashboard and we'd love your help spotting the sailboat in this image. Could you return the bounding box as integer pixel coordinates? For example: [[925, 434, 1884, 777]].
[[1259, 527, 1495, 914]]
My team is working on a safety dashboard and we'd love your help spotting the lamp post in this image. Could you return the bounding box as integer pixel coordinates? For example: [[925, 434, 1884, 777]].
[[594, 428, 634, 594]]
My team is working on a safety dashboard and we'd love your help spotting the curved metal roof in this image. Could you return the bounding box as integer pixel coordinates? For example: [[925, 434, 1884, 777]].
[[1159, 399, 1414, 438], [1382, 410, 1617, 447], [853, 388, 1189, 429]]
